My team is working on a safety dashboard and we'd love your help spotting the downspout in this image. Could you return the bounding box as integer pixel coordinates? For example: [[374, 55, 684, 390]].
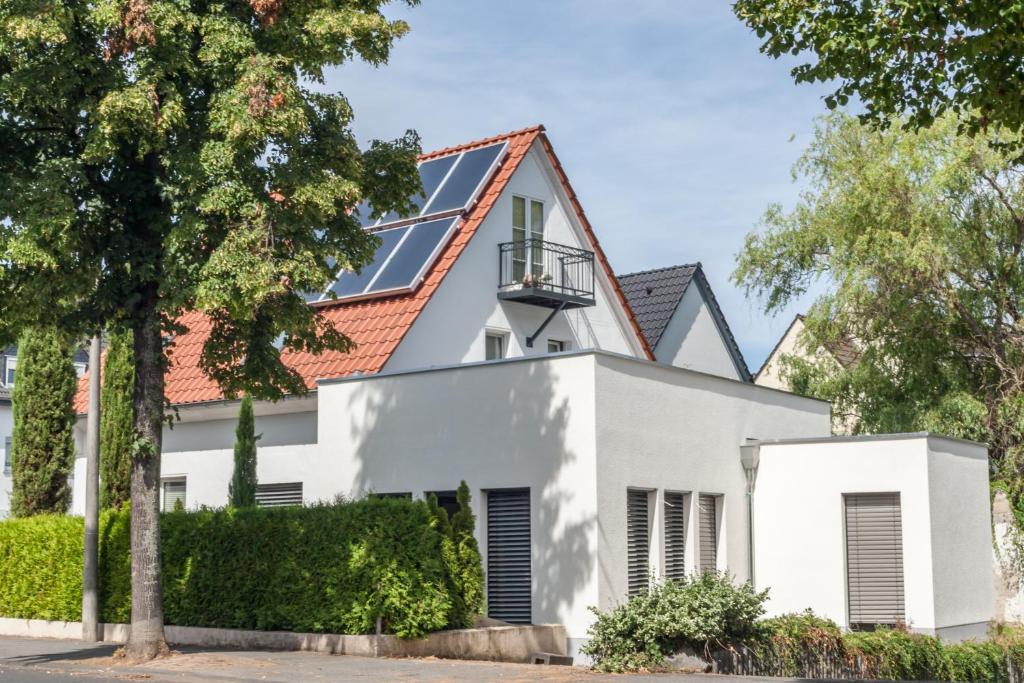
[[739, 440, 760, 587]]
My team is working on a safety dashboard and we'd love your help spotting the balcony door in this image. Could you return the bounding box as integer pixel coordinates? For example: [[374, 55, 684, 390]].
[[512, 196, 544, 282]]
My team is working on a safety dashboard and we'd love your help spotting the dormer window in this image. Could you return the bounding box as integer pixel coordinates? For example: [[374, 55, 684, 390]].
[[512, 196, 544, 281], [4, 357, 16, 387]]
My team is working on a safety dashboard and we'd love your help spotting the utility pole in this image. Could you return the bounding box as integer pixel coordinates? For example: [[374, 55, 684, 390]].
[[82, 334, 101, 642]]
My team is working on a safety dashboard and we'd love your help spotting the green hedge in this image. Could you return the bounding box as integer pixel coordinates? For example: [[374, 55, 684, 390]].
[[0, 497, 481, 638]]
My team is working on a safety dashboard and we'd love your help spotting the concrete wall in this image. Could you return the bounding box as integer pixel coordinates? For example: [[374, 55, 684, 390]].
[[386, 143, 645, 372], [753, 435, 993, 638], [591, 354, 831, 612], [654, 285, 742, 380]]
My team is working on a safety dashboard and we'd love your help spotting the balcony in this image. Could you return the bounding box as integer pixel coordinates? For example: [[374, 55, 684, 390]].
[[497, 240, 596, 310]]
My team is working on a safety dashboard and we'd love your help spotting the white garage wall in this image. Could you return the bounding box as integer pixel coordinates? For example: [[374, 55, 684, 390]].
[[754, 434, 993, 638], [592, 354, 831, 611]]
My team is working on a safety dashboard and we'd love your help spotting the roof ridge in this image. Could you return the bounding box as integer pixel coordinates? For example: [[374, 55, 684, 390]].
[[620, 263, 700, 279], [419, 125, 546, 161]]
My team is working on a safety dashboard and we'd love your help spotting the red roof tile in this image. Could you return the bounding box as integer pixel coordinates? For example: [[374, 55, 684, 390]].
[[75, 125, 650, 410]]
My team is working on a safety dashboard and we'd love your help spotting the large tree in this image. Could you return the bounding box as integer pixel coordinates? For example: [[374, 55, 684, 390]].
[[735, 112, 1024, 476], [733, 1, 1024, 136], [0, 0, 421, 660], [10, 328, 77, 517], [100, 330, 134, 510]]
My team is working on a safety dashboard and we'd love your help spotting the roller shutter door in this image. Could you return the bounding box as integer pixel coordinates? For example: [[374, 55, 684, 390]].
[[845, 493, 905, 628], [487, 488, 531, 624]]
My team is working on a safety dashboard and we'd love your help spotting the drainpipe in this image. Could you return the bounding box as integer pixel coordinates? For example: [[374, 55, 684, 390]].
[[739, 440, 760, 587]]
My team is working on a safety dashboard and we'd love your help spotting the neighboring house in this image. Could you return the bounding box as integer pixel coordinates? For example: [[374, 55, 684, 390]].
[[619, 264, 751, 381], [0, 344, 89, 518], [47, 126, 992, 655], [755, 314, 860, 434]]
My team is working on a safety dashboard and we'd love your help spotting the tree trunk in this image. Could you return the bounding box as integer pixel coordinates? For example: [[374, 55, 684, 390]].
[[125, 296, 168, 660]]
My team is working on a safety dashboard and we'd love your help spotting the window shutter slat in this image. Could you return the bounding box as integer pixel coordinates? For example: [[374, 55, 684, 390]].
[[698, 494, 717, 572], [845, 493, 905, 628], [256, 482, 303, 507], [487, 489, 531, 624], [664, 492, 687, 582], [626, 489, 650, 596]]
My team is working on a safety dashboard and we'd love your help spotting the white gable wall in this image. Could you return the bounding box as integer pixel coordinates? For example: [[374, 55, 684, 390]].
[[385, 143, 644, 372], [654, 284, 742, 380]]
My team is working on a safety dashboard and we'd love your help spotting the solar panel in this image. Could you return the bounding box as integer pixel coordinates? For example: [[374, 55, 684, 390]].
[[363, 141, 507, 229], [314, 216, 459, 303]]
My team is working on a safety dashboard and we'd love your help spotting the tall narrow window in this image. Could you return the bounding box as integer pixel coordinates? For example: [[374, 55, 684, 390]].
[[845, 493, 905, 630], [3, 436, 11, 474], [485, 333, 505, 361], [664, 491, 687, 582], [512, 196, 544, 282], [4, 357, 16, 386], [698, 494, 718, 572], [487, 488, 532, 624], [626, 489, 650, 596], [162, 478, 186, 512]]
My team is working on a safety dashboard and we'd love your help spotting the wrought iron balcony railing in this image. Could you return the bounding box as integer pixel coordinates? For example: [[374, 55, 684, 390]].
[[497, 239, 596, 310]]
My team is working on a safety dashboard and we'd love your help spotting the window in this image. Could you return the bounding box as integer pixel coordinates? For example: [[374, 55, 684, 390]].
[[4, 357, 16, 386], [427, 490, 459, 519], [626, 489, 651, 596], [845, 493, 905, 630], [698, 494, 718, 572], [512, 196, 544, 282], [546, 340, 566, 354], [3, 436, 11, 475], [485, 333, 506, 361], [162, 478, 186, 512], [73, 362, 87, 378], [664, 491, 688, 582], [256, 482, 303, 507], [487, 488, 531, 624]]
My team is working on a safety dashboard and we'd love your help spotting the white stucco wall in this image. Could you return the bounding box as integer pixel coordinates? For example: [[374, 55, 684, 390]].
[[653, 285, 743, 380], [755, 316, 805, 390], [753, 435, 993, 638], [385, 143, 645, 372], [591, 355, 831, 613]]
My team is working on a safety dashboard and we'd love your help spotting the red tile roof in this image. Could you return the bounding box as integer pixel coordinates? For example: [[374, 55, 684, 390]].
[[75, 125, 650, 410]]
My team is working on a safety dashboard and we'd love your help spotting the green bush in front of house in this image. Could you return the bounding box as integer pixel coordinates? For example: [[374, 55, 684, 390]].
[[0, 495, 483, 638]]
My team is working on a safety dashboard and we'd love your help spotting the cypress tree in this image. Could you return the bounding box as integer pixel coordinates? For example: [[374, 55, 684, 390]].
[[228, 395, 259, 507], [10, 327, 77, 517], [100, 330, 135, 510]]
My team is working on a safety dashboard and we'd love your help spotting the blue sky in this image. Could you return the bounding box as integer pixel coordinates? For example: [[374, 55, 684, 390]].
[[327, 0, 834, 370]]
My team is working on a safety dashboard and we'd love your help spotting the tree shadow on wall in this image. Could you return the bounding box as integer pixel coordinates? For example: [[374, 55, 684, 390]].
[[342, 357, 595, 627]]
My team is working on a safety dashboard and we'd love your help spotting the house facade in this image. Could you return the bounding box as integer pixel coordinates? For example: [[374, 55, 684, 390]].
[[46, 125, 993, 655]]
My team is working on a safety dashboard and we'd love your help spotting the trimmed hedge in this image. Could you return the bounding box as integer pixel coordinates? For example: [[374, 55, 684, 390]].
[[0, 497, 481, 638]]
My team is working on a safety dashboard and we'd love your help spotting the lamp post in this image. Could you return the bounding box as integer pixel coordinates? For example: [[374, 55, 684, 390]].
[[82, 334, 101, 641]]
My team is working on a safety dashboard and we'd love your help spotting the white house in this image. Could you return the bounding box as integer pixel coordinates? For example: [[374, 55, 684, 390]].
[[52, 125, 992, 655]]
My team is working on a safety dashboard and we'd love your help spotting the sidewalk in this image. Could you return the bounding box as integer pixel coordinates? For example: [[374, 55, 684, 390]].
[[0, 635, 829, 683]]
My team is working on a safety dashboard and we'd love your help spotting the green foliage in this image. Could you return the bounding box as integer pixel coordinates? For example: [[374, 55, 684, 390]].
[[228, 395, 258, 507], [733, 112, 1024, 474], [10, 327, 77, 517], [581, 572, 769, 673], [432, 481, 485, 629], [100, 330, 134, 510], [733, 0, 1024, 138], [0, 497, 483, 639], [753, 611, 849, 677]]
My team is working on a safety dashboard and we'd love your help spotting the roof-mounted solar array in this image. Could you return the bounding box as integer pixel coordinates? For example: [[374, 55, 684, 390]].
[[358, 141, 508, 229], [313, 140, 509, 305], [309, 216, 460, 304]]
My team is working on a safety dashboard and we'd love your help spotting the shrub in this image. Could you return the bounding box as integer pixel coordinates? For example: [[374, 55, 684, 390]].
[[581, 572, 768, 672], [0, 497, 482, 638], [432, 481, 485, 629], [99, 329, 134, 510], [228, 394, 258, 508], [755, 610, 850, 676]]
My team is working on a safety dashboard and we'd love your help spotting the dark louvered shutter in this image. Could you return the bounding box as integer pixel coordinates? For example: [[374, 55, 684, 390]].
[[487, 488, 531, 624], [698, 494, 717, 572], [255, 482, 303, 507], [664, 492, 687, 581], [845, 493, 905, 628], [627, 489, 650, 596]]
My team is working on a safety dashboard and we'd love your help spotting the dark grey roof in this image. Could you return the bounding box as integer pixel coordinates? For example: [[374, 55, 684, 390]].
[[619, 263, 752, 382]]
